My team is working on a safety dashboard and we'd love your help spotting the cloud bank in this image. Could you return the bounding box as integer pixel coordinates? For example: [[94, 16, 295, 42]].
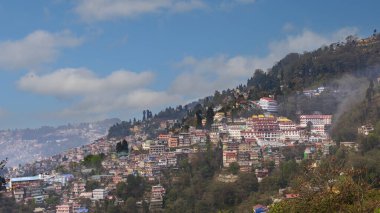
[[16, 27, 359, 122], [0, 30, 82, 71], [75, 0, 207, 22], [18, 68, 182, 117]]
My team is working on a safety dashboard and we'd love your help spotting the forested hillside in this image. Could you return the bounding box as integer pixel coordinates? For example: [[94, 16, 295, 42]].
[[108, 33, 380, 140]]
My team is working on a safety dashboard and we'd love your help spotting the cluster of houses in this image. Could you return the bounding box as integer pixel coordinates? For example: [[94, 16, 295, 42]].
[[210, 114, 333, 173], [3, 97, 335, 212]]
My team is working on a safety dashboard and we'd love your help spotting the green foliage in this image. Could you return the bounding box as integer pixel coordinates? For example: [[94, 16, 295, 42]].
[[82, 154, 105, 170], [247, 69, 280, 97], [0, 193, 18, 213], [0, 158, 7, 191], [108, 121, 132, 139], [85, 180, 100, 191], [270, 176, 380, 213], [359, 133, 380, 153], [332, 91, 380, 142], [237, 172, 259, 197], [228, 162, 240, 175], [125, 197, 138, 213], [164, 148, 263, 212], [345, 149, 380, 188], [116, 139, 129, 153], [195, 109, 203, 129], [281, 146, 305, 161], [126, 174, 145, 199], [205, 106, 215, 130], [116, 182, 128, 200], [45, 192, 60, 207]]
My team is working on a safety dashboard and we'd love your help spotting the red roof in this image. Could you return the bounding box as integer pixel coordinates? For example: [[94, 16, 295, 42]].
[[260, 97, 275, 101], [285, 194, 300, 199]]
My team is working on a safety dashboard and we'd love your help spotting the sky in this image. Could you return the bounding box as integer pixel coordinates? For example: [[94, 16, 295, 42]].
[[0, 0, 379, 129]]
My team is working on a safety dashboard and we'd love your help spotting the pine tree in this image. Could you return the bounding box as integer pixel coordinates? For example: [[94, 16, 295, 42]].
[[205, 106, 215, 130]]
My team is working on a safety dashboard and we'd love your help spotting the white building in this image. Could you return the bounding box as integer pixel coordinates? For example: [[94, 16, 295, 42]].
[[258, 97, 278, 113], [227, 122, 247, 139], [92, 189, 108, 200], [278, 117, 300, 141], [299, 115, 332, 127]]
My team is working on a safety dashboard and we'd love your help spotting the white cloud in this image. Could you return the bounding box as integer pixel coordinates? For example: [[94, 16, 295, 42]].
[[170, 27, 359, 99], [75, 0, 206, 22], [18, 68, 154, 97], [62, 89, 182, 116], [15, 27, 360, 122], [18, 68, 182, 117], [0, 30, 82, 71]]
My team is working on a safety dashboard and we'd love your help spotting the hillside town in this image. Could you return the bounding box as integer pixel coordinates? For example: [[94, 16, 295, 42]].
[[0, 92, 339, 212]]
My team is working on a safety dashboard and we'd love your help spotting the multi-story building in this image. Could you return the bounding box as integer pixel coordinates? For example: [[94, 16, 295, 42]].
[[223, 151, 237, 167], [149, 145, 166, 155], [168, 136, 179, 148], [150, 185, 166, 211], [227, 122, 247, 139], [151, 185, 166, 198], [178, 133, 191, 147], [13, 189, 25, 202], [92, 189, 108, 200], [56, 204, 71, 213], [73, 182, 86, 197], [10, 175, 43, 190], [252, 116, 280, 142], [278, 117, 300, 141], [299, 115, 332, 127], [258, 97, 278, 113]]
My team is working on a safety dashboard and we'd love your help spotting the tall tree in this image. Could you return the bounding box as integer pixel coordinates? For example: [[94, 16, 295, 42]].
[[0, 158, 7, 191], [306, 121, 313, 140], [205, 106, 215, 130], [195, 109, 203, 129]]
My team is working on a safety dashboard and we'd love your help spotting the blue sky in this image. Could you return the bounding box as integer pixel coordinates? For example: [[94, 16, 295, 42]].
[[0, 0, 379, 129]]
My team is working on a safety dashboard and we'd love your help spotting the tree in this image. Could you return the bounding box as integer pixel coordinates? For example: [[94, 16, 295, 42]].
[[108, 121, 132, 139], [125, 197, 138, 213], [270, 159, 380, 213], [147, 110, 153, 119], [306, 121, 313, 140], [229, 162, 240, 175], [85, 180, 100, 191], [0, 158, 7, 191], [359, 133, 379, 153], [237, 172, 259, 197], [205, 106, 215, 130], [196, 109, 203, 129], [82, 154, 104, 171], [116, 182, 128, 200], [116, 140, 129, 153], [126, 174, 145, 198]]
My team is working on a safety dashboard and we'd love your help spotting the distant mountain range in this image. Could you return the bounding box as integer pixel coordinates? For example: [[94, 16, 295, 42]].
[[0, 118, 120, 167]]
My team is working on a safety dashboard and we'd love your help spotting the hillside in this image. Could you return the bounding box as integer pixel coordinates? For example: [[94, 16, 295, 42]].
[[109, 33, 380, 139], [2, 34, 380, 213]]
